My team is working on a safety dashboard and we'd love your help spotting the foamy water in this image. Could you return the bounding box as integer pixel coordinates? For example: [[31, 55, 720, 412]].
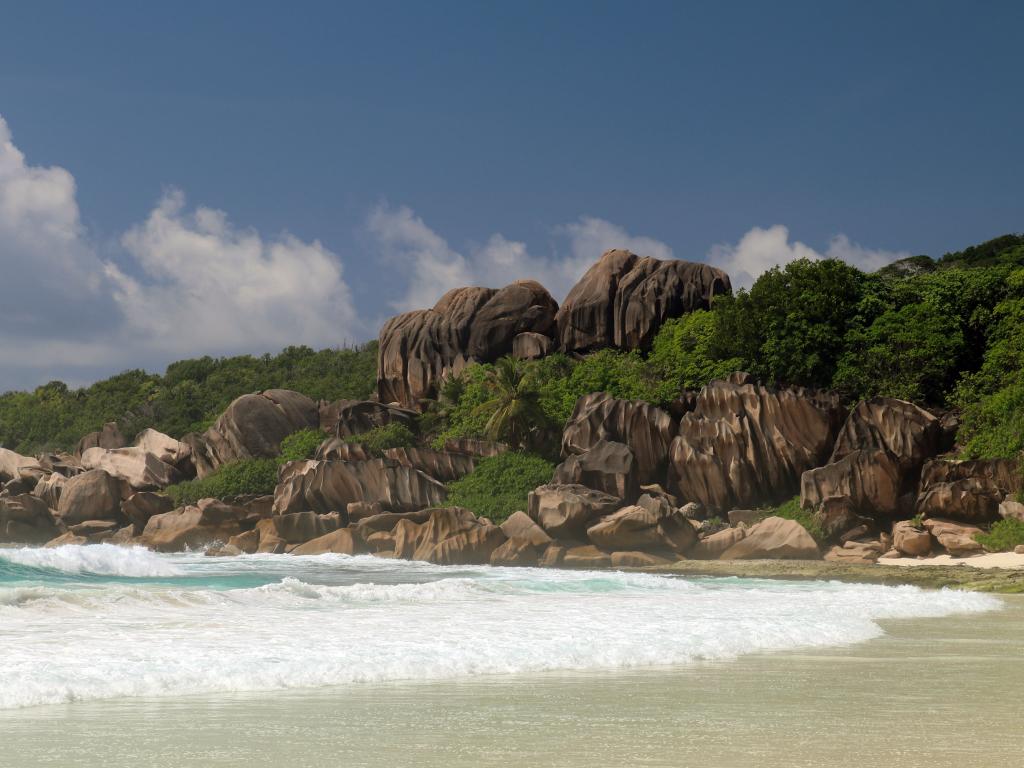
[[0, 544, 1000, 710]]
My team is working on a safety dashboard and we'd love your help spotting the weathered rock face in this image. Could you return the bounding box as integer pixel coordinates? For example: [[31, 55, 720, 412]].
[[80, 446, 182, 491], [556, 249, 731, 353], [382, 446, 475, 484], [512, 332, 554, 361], [801, 449, 902, 520], [75, 422, 126, 457], [690, 526, 747, 559], [121, 491, 175, 531], [829, 398, 943, 477], [377, 280, 558, 407], [394, 507, 506, 565], [527, 483, 622, 541], [141, 499, 250, 551], [315, 439, 374, 463], [256, 512, 343, 548], [585, 498, 697, 554], [490, 510, 554, 566], [31, 472, 66, 508], [291, 528, 362, 556], [562, 544, 612, 568], [810, 497, 875, 543], [999, 500, 1024, 523], [668, 374, 845, 513], [0, 447, 47, 487], [442, 438, 508, 458], [554, 440, 638, 502], [0, 494, 59, 543], [915, 477, 1003, 524], [328, 400, 418, 439], [824, 540, 883, 564], [919, 458, 1022, 498], [56, 469, 125, 525], [561, 393, 676, 484], [272, 459, 446, 515], [36, 452, 83, 478], [188, 389, 319, 478], [718, 516, 820, 560], [892, 520, 933, 557], [610, 551, 675, 568], [921, 518, 984, 557], [133, 429, 194, 475]]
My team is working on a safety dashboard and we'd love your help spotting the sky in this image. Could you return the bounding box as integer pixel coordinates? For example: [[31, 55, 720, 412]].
[[0, 0, 1021, 392]]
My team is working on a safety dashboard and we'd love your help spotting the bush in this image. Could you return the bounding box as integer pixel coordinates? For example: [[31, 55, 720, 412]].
[[975, 518, 1024, 552], [277, 428, 325, 464], [646, 311, 743, 401], [760, 496, 824, 543], [346, 422, 416, 456], [445, 451, 555, 524], [165, 458, 279, 506]]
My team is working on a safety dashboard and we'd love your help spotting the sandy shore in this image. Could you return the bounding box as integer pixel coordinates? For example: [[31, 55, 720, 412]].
[[647, 558, 1024, 592], [881, 551, 1024, 569]]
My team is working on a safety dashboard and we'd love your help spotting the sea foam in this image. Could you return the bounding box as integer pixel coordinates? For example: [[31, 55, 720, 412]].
[[0, 550, 1001, 710]]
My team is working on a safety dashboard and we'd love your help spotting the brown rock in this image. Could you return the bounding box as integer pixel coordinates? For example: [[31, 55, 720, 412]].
[[256, 512, 343, 546], [562, 544, 612, 569], [829, 398, 942, 476], [800, 449, 901, 519], [56, 469, 125, 525], [315, 439, 373, 462], [0, 447, 46, 486], [921, 518, 984, 557], [919, 458, 1021, 497], [892, 520, 933, 557], [121, 491, 174, 529], [291, 528, 362, 556], [527, 483, 622, 540], [538, 544, 566, 567], [669, 375, 844, 513], [561, 393, 676, 484], [812, 497, 875, 543], [824, 541, 882, 564], [0, 494, 60, 544], [553, 440, 638, 501], [719, 516, 820, 560], [727, 509, 760, 526], [512, 332, 554, 360], [690, 526, 748, 559], [377, 281, 558, 407], [490, 536, 543, 566], [347, 500, 385, 521], [586, 501, 697, 554], [393, 518, 424, 559], [227, 529, 259, 554], [401, 507, 506, 565], [499, 510, 552, 547], [915, 477, 1003, 524], [45, 531, 88, 547], [430, 523, 506, 565], [353, 510, 432, 536], [556, 249, 730, 353], [442, 438, 509, 458], [141, 499, 249, 551], [80, 446, 183, 490], [364, 530, 396, 552], [68, 519, 119, 541], [998, 500, 1024, 522], [326, 400, 418, 440], [74, 422, 126, 457], [31, 473, 66, 508], [610, 551, 674, 568], [382, 446, 475, 483]]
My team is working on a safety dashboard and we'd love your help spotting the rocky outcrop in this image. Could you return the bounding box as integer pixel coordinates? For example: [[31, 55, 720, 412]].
[[80, 446, 183, 490], [585, 496, 697, 554], [315, 439, 374, 462], [382, 446, 475, 484], [892, 520, 933, 557], [527, 483, 622, 541], [919, 458, 1021, 497], [915, 477, 1003, 524], [31, 472, 66, 508], [553, 440, 638, 502], [255, 512, 344, 552], [719, 516, 820, 560], [921, 518, 984, 557], [490, 510, 553, 565], [291, 528, 362, 556], [141, 499, 250, 551], [75, 422, 126, 457], [133, 429, 194, 475], [442, 438, 508, 458], [56, 469, 125, 525], [555, 249, 731, 353], [121, 491, 175, 531], [512, 332, 554, 360], [561, 393, 676, 484], [829, 398, 943, 477], [327, 400, 418, 439], [690, 526, 748, 559], [272, 459, 446, 515], [800, 449, 902, 520], [0, 494, 59, 544], [377, 280, 558, 407], [562, 544, 612, 568], [824, 540, 883, 564], [668, 374, 844, 512], [187, 389, 319, 477], [0, 447, 46, 486], [395, 507, 506, 565]]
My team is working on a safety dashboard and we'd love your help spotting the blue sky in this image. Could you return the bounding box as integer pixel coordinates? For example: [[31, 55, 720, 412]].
[[0, 0, 1021, 391]]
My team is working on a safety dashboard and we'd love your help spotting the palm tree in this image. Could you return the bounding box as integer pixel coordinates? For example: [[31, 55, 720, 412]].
[[475, 357, 549, 450]]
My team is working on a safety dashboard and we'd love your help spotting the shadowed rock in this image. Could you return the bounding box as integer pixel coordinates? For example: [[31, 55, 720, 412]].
[[0, 448, 46, 487], [921, 518, 984, 557], [527, 483, 622, 541], [141, 499, 249, 551], [80, 446, 182, 490], [586, 498, 697, 554], [75, 422, 126, 457], [892, 520, 933, 556], [327, 400, 418, 439], [554, 440, 639, 502], [512, 332, 554, 360], [56, 469, 126, 525], [0, 494, 59, 544], [919, 458, 1022, 497], [382, 446, 475, 483], [556, 249, 730, 353], [916, 477, 1003, 524], [801, 449, 902, 520], [829, 398, 943, 475]]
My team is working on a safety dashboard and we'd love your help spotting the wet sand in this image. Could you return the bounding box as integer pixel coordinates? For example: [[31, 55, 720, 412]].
[[2, 594, 1021, 768]]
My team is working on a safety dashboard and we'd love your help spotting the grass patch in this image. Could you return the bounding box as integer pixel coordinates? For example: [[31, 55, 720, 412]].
[[760, 496, 825, 543], [445, 451, 554, 524], [345, 423, 416, 457]]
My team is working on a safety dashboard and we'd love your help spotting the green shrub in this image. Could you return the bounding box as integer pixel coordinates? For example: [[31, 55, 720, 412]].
[[165, 458, 279, 506], [346, 422, 416, 456], [975, 518, 1024, 552], [277, 428, 325, 464], [760, 496, 824, 543], [445, 451, 555, 524]]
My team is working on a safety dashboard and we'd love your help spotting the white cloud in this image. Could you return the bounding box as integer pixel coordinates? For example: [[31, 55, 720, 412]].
[[109, 189, 357, 356], [367, 205, 675, 311], [707, 225, 909, 290]]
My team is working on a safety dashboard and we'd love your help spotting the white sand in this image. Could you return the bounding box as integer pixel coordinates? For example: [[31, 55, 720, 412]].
[[881, 551, 1024, 569]]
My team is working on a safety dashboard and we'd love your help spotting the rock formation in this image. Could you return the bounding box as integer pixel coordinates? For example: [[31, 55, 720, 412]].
[[800, 449, 902, 520], [56, 469, 125, 525], [327, 400, 418, 439], [668, 373, 844, 512], [553, 440, 639, 502], [527, 483, 622, 541], [74, 422, 126, 457], [377, 280, 558, 407], [141, 499, 250, 551], [718, 516, 820, 560], [555, 249, 730, 353]]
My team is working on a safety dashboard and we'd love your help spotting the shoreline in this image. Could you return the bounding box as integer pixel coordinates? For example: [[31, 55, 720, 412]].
[[645, 558, 1024, 593]]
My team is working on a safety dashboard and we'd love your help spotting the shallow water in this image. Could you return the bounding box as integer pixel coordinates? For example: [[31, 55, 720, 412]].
[[0, 545, 1019, 767]]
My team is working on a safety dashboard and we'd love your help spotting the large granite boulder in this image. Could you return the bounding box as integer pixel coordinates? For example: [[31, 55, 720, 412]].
[[56, 469, 125, 525], [719, 516, 820, 560], [561, 393, 676, 484], [396, 507, 506, 565], [829, 398, 943, 477], [291, 528, 362, 556], [918, 458, 1022, 498], [690, 526, 748, 559], [187, 389, 319, 478], [892, 520, 933, 557], [255, 512, 344, 552], [141, 499, 250, 551], [377, 280, 558, 407], [121, 491, 175, 531], [382, 446, 475, 483], [326, 400, 418, 439], [133, 429, 194, 475], [272, 459, 446, 515], [921, 518, 984, 557], [31, 472, 66, 508], [915, 477, 1003, 524], [80, 446, 182, 490], [315, 439, 374, 462], [527, 483, 622, 541], [0, 494, 60, 544], [0, 447, 47, 487], [74, 422, 126, 457], [555, 249, 731, 353], [512, 332, 554, 360], [800, 449, 902, 520], [490, 510, 554, 566], [585, 495, 697, 554], [553, 440, 639, 502], [668, 373, 844, 513]]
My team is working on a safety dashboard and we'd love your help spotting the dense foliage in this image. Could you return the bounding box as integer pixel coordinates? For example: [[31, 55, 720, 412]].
[[0, 343, 377, 454], [445, 452, 555, 524], [277, 428, 325, 464], [975, 517, 1024, 553], [165, 459, 280, 507], [345, 423, 417, 456]]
